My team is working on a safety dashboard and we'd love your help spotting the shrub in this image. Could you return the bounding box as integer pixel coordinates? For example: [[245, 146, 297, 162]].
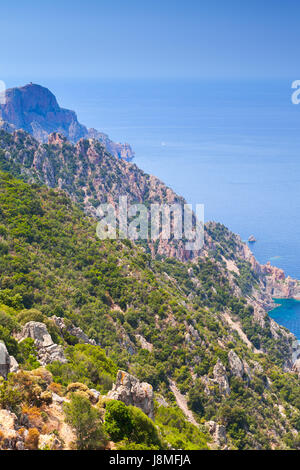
[[128, 405, 162, 448], [25, 428, 40, 450], [104, 400, 133, 442], [19, 338, 40, 369], [48, 344, 116, 393], [64, 393, 107, 450]]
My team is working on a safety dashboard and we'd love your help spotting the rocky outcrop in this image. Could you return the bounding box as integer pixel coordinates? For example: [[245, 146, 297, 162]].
[[205, 421, 227, 447], [228, 350, 244, 379], [51, 316, 96, 345], [9, 355, 19, 373], [0, 128, 194, 261], [0, 341, 10, 379], [0, 83, 134, 161], [135, 334, 153, 352], [86, 128, 134, 161], [107, 370, 154, 420], [201, 360, 231, 398], [0, 409, 24, 450], [261, 262, 300, 299], [228, 350, 252, 381], [213, 359, 230, 396], [17, 322, 67, 366]]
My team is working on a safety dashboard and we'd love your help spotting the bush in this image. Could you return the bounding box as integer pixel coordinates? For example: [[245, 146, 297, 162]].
[[48, 344, 117, 393], [19, 338, 40, 369], [128, 405, 162, 448], [104, 400, 133, 442], [64, 393, 107, 450], [25, 428, 40, 450]]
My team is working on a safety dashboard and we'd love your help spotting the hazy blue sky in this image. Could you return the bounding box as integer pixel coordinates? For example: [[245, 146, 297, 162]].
[[1, 0, 300, 80]]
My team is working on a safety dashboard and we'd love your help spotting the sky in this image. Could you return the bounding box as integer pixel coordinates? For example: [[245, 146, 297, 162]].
[[1, 0, 300, 80]]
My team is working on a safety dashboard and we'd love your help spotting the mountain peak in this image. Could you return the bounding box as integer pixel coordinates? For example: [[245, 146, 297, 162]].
[[0, 83, 134, 161], [5, 83, 60, 115]]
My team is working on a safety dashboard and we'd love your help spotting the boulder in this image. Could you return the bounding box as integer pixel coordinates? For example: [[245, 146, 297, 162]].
[[18, 321, 67, 366], [19, 321, 53, 347], [228, 350, 253, 382], [51, 316, 97, 345], [0, 341, 10, 379], [205, 420, 217, 434], [107, 370, 154, 420], [52, 392, 67, 404], [89, 389, 101, 402], [9, 355, 19, 373]]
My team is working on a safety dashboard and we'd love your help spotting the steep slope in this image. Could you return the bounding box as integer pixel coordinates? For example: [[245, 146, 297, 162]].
[[0, 173, 300, 449], [0, 127, 299, 368], [0, 129, 192, 260], [0, 84, 134, 160], [0, 128, 299, 312]]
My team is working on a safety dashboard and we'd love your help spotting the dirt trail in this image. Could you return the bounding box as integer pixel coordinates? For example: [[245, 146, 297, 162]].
[[223, 312, 261, 353], [169, 380, 199, 427], [48, 403, 75, 449]]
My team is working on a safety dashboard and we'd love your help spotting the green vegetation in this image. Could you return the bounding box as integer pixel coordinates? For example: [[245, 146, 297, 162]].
[[64, 393, 107, 450], [48, 344, 117, 393], [104, 400, 163, 449], [0, 167, 298, 450], [155, 405, 209, 450]]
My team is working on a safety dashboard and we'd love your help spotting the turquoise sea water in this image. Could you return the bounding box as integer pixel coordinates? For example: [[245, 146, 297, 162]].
[[269, 299, 300, 339]]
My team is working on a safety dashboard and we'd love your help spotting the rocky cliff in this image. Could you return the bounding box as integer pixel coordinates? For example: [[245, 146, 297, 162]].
[[0, 127, 299, 364], [0, 83, 134, 161], [0, 129, 192, 260]]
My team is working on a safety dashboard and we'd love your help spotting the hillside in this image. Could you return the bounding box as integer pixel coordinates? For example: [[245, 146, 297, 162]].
[[0, 171, 300, 449]]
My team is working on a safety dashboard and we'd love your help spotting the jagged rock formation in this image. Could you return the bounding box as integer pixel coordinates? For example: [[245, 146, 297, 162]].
[[228, 350, 252, 381], [135, 334, 153, 352], [0, 129, 194, 261], [17, 321, 67, 365], [0, 127, 299, 371], [51, 316, 97, 345], [0, 341, 10, 379], [107, 370, 154, 420], [213, 359, 230, 396], [0, 83, 134, 161], [9, 355, 19, 374], [261, 262, 300, 299]]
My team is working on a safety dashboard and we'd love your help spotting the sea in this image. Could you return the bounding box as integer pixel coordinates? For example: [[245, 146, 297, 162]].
[[6, 77, 300, 337]]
